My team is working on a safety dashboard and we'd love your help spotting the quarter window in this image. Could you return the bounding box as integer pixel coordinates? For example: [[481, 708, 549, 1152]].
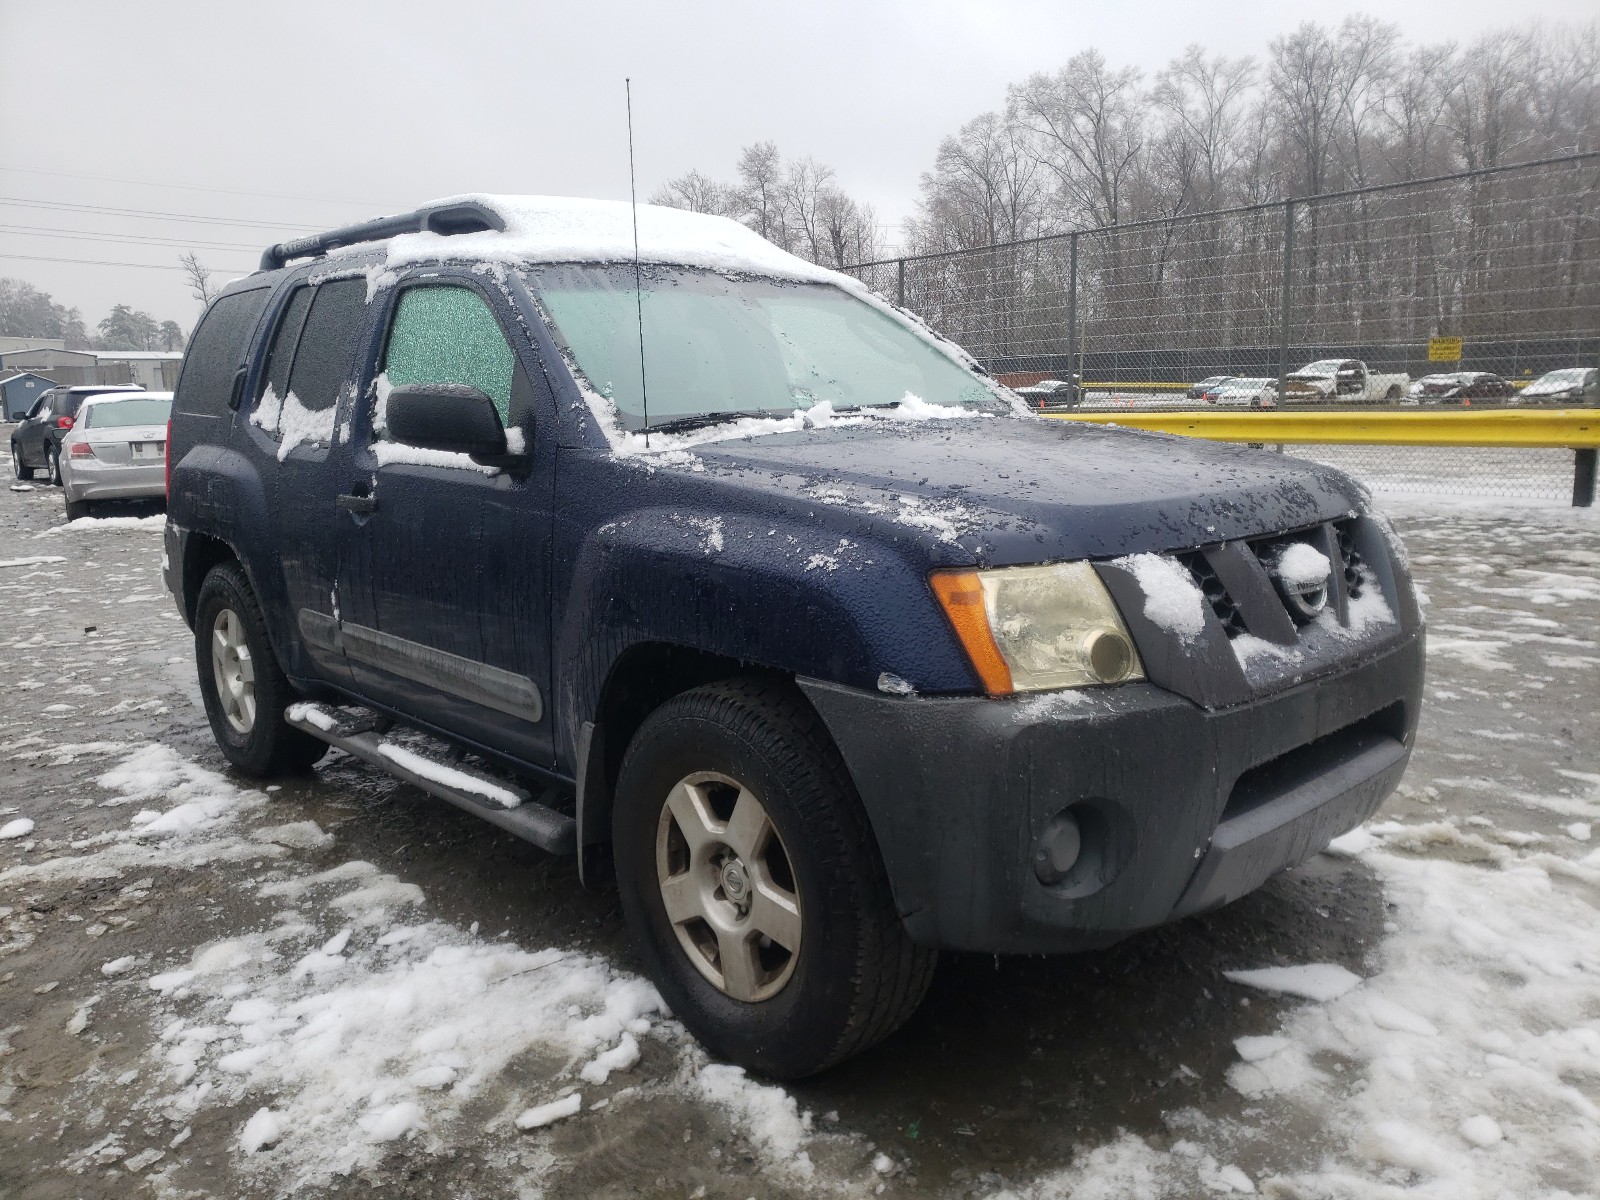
[[383, 286, 516, 424]]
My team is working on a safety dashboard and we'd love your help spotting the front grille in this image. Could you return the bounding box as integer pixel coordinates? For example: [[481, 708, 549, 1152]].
[[1177, 518, 1375, 641], [1334, 519, 1366, 598], [1178, 551, 1247, 637]]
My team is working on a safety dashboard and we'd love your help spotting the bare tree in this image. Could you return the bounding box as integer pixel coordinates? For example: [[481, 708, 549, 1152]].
[[180, 251, 216, 307], [1153, 46, 1258, 209], [908, 111, 1049, 253], [1009, 50, 1146, 227], [649, 169, 738, 216], [735, 142, 786, 243]]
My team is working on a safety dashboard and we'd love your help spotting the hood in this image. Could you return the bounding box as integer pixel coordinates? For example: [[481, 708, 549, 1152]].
[[679, 416, 1366, 565]]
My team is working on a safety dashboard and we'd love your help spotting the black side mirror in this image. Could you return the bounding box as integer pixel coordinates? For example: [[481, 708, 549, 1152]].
[[385, 383, 526, 467]]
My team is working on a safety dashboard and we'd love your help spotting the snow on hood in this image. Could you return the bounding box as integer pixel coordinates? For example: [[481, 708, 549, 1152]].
[[346, 194, 848, 285]]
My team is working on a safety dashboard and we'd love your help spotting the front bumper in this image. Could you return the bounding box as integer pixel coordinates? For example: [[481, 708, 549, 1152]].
[[800, 630, 1423, 953], [62, 458, 164, 501]]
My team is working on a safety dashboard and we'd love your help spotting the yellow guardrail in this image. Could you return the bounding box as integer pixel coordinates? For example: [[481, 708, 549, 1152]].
[[1043, 407, 1600, 448], [1064, 379, 1540, 391]]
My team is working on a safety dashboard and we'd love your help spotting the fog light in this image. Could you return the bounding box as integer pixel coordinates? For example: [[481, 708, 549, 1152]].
[[1033, 811, 1083, 885]]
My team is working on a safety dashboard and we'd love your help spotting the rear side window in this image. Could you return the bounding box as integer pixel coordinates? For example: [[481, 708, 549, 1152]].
[[260, 287, 313, 404], [383, 286, 516, 423], [172, 288, 271, 416], [286, 280, 367, 411], [250, 279, 367, 451]]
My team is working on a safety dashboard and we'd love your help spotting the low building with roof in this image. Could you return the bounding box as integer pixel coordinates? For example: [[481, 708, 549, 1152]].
[[0, 347, 183, 390], [0, 370, 55, 419]]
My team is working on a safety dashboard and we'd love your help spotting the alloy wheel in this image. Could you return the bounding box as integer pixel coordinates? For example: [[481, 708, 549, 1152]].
[[655, 770, 802, 1002], [210, 607, 257, 734]]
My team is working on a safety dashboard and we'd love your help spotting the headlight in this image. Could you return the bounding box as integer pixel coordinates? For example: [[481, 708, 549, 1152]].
[[931, 563, 1144, 694]]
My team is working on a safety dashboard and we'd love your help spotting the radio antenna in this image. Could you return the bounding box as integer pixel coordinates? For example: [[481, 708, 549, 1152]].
[[626, 77, 650, 448]]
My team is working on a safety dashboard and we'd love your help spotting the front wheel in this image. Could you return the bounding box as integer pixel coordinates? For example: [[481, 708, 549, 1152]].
[[1386, 386, 1402, 400], [11, 442, 33, 481], [194, 561, 326, 777], [613, 679, 936, 1078]]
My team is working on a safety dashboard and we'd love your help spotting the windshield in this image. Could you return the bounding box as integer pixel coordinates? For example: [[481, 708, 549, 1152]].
[[85, 397, 172, 428], [1296, 361, 1344, 377], [525, 265, 994, 431], [1539, 369, 1588, 385]]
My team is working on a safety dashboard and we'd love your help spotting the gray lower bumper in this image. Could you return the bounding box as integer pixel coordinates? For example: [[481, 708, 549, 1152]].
[[801, 631, 1423, 954]]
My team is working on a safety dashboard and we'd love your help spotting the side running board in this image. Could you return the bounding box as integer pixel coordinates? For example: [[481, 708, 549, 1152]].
[[284, 703, 576, 856]]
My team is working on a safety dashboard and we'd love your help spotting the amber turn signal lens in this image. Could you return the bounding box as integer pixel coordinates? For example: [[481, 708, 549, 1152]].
[[930, 570, 1015, 695]]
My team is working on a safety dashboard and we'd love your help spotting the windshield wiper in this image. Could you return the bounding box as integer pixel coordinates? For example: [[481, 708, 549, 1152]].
[[642, 410, 776, 435]]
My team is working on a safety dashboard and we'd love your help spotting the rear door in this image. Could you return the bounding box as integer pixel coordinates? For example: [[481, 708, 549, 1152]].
[[242, 277, 370, 685], [338, 272, 556, 765]]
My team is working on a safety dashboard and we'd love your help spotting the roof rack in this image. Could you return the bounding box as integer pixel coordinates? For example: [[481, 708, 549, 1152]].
[[258, 200, 506, 271]]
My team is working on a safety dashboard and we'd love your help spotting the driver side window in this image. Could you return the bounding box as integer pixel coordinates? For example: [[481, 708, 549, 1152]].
[[380, 286, 516, 434]]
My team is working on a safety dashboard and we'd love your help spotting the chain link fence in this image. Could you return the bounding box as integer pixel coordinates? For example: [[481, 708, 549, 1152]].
[[845, 154, 1599, 501]]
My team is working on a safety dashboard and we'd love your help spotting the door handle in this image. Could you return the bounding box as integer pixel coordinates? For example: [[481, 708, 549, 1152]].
[[337, 493, 377, 514]]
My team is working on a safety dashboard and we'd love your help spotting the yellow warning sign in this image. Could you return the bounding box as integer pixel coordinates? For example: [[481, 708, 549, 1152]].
[[1428, 336, 1463, 362]]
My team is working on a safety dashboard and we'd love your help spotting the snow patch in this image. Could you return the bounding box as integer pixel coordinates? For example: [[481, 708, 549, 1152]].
[[375, 743, 524, 809], [1223, 963, 1363, 1002], [1115, 553, 1208, 642]]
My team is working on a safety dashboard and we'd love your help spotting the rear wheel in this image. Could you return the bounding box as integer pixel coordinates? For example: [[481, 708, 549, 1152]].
[[613, 679, 936, 1078], [64, 496, 91, 521], [194, 561, 326, 777], [45, 445, 61, 486], [11, 442, 33, 481]]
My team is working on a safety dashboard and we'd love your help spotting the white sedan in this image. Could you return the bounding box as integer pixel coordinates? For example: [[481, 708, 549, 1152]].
[[58, 392, 172, 520], [1207, 377, 1279, 408]]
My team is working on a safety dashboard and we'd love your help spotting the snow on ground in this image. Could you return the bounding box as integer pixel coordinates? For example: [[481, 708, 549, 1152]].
[[994, 813, 1600, 1198], [0, 739, 871, 1193], [32, 513, 167, 535]]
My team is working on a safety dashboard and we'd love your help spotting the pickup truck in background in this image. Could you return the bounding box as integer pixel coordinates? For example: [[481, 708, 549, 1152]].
[[1282, 359, 1409, 403]]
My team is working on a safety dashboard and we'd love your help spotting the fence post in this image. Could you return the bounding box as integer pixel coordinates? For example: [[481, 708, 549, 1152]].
[[1576, 448, 1597, 507], [1067, 232, 1079, 388], [896, 258, 905, 308], [1278, 198, 1296, 396]]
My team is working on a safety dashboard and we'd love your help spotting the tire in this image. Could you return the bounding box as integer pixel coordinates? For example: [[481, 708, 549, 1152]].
[[11, 442, 33, 481], [194, 561, 326, 777], [45, 445, 61, 486], [64, 496, 91, 521], [613, 679, 936, 1078], [1386, 386, 1401, 400]]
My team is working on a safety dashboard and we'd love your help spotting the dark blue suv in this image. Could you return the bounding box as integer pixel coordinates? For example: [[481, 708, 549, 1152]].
[[164, 196, 1424, 1077]]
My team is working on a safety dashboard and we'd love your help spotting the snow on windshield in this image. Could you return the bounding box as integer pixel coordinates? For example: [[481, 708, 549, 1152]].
[[527, 264, 994, 434], [334, 194, 1022, 455]]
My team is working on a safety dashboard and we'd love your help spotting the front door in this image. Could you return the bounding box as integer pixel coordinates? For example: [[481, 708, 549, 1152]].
[[338, 274, 556, 766]]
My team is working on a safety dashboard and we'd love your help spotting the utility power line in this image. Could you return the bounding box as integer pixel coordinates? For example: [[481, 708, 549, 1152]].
[[0, 252, 257, 272], [0, 224, 265, 253], [0, 196, 321, 232], [0, 164, 402, 211]]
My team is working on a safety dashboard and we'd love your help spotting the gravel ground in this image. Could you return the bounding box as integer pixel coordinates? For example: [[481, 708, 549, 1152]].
[[0, 470, 1596, 1199]]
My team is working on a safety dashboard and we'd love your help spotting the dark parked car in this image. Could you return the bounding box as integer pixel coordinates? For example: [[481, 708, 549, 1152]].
[[164, 197, 1424, 1078], [1012, 376, 1081, 409], [1404, 371, 1516, 404], [1187, 375, 1233, 400], [11, 384, 144, 484]]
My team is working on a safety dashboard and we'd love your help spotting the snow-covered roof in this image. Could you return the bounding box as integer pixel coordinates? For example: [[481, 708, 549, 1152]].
[[89, 350, 183, 361], [349, 194, 847, 285]]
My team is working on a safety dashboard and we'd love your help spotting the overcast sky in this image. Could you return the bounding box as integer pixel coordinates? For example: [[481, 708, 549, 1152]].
[[2, 0, 1592, 330]]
